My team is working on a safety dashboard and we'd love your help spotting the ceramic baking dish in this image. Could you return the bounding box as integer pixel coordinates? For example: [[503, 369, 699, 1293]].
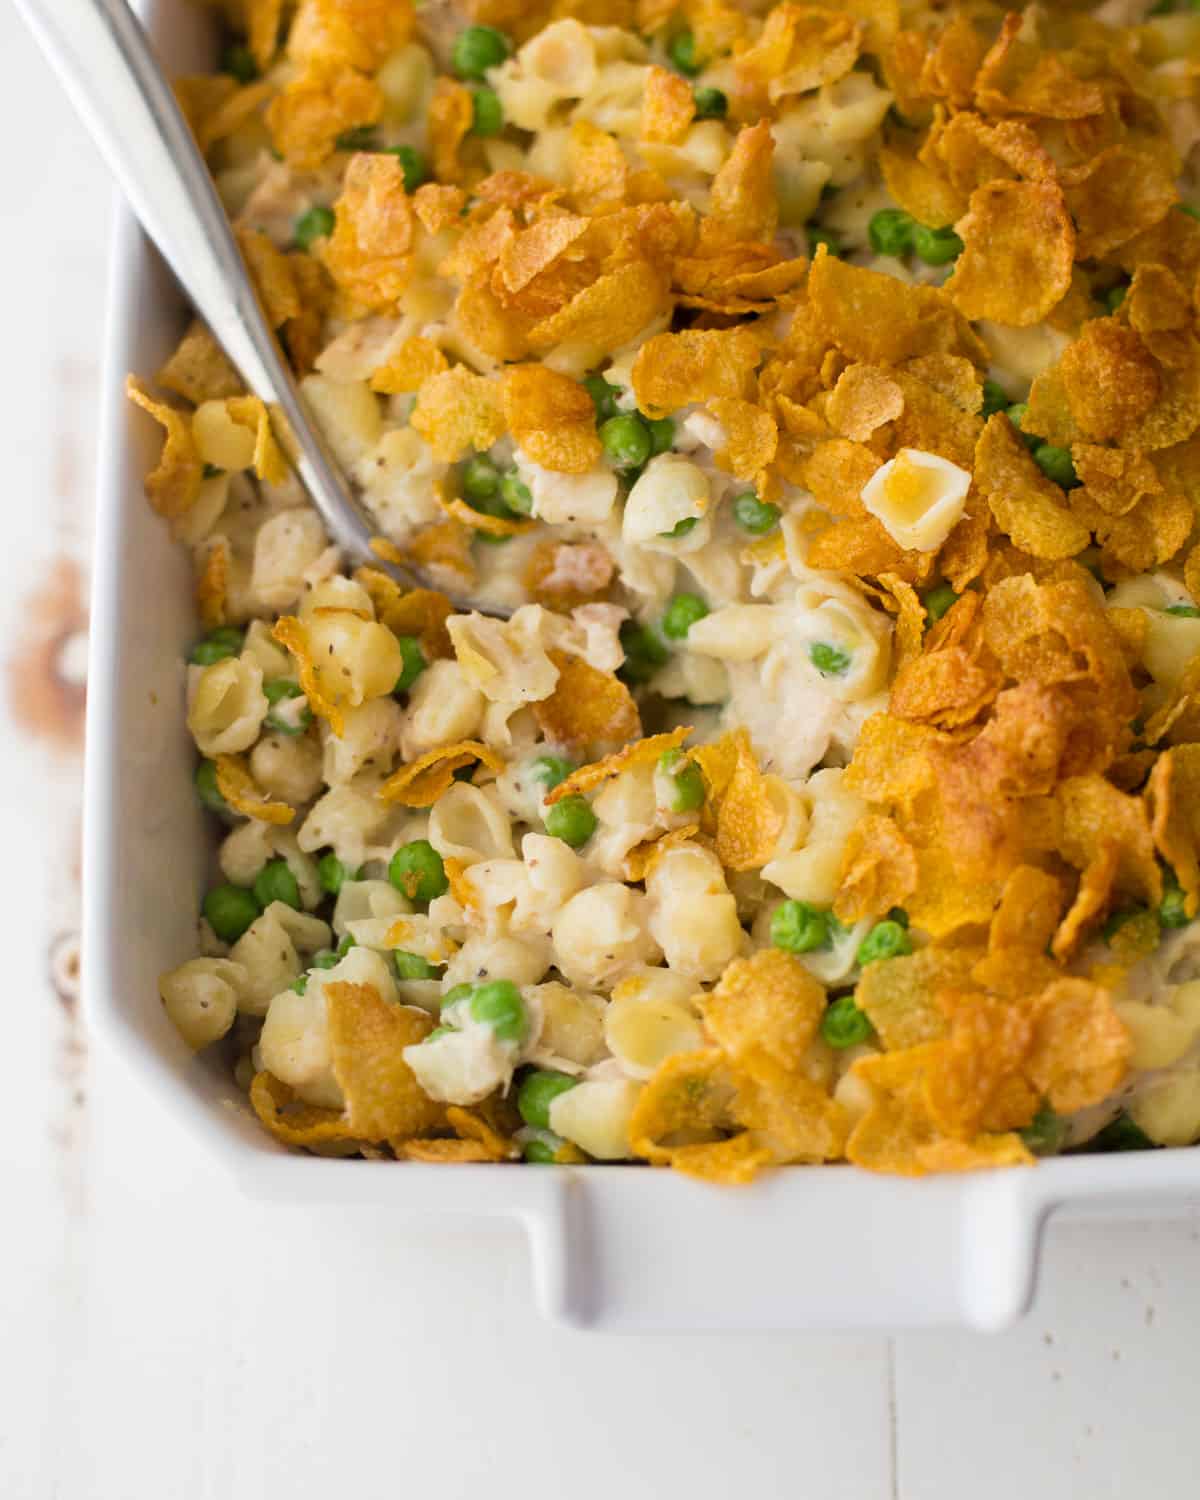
[[82, 0, 1200, 1333]]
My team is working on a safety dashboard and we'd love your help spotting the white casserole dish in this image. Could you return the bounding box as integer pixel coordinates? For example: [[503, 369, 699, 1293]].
[[83, 0, 1200, 1333]]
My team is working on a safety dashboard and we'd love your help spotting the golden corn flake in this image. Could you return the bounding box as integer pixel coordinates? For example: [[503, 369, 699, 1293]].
[[1058, 320, 1161, 443], [988, 865, 1063, 955], [833, 813, 918, 924], [544, 727, 692, 805], [502, 365, 600, 474], [369, 336, 449, 394], [854, 949, 976, 1052], [731, 1053, 849, 1164], [708, 397, 778, 484], [628, 1047, 738, 1164], [353, 567, 454, 658], [324, 981, 444, 1141], [1057, 774, 1161, 908], [440, 492, 534, 538], [945, 181, 1074, 328], [844, 1045, 942, 1175], [272, 615, 347, 735], [974, 413, 1089, 560], [445, 1104, 520, 1161], [735, 4, 862, 106], [807, 248, 987, 368], [527, 260, 671, 356], [632, 328, 761, 420], [1062, 146, 1178, 263], [1026, 978, 1131, 1117], [925, 989, 1038, 1138], [1146, 746, 1200, 920], [398, 1138, 499, 1162], [267, 64, 383, 171], [702, 948, 825, 1067], [532, 650, 641, 753], [825, 364, 904, 443], [411, 365, 505, 462], [641, 65, 695, 144], [706, 120, 778, 244], [322, 152, 415, 313], [405, 517, 478, 593], [125, 377, 202, 518], [195, 538, 228, 631], [287, 0, 415, 72], [974, 13, 1104, 122], [250, 1071, 353, 1149], [879, 141, 966, 236], [224, 395, 289, 484], [706, 730, 786, 871], [237, 228, 302, 328], [215, 754, 296, 826], [523, 540, 614, 611], [157, 320, 243, 405], [843, 713, 944, 809], [665, 1133, 773, 1185], [378, 740, 505, 806]]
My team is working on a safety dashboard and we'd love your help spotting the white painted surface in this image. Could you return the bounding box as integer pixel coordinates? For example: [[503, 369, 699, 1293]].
[[2, 8, 1199, 1496]]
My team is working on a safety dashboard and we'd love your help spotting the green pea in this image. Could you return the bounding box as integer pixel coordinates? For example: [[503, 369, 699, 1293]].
[[731, 491, 781, 534], [1033, 443, 1079, 489], [291, 975, 308, 994], [662, 592, 709, 640], [809, 641, 852, 677], [335, 125, 377, 151], [391, 635, 427, 696], [530, 755, 575, 791], [912, 223, 963, 265], [469, 978, 528, 1042], [600, 412, 652, 470], [857, 919, 912, 966], [293, 205, 335, 251], [222, 43, 259, 84], [1005, 402, 1041, 450], [583, 374, 621, 423], [336, 933, 357, 958], [887, 907, 910, 929], [922, 583, 958, 626], [820, 996, 874, 1050], [618, 619, 668, 683], [452, 24, 511, 79], [868, 208, 914, 258], [657, 749, 704, 813], [808, 227, 840, 257], [544, 794, 597, 848], [660, 517, 699, 539], [311, 949, 339, 971], [517, 1069, 579, 1129], [1164, 876, 1188, 930], [522, 1130, 567, 1164], [1103, 906, 1154, 944], [195, 759, 227, 814], [395, 950, 441, 981], [253, 858, 302, 912], [692, 86, 727, 119], [499, 468, 533, 515], [1019, 1104, 1066, 1157], [1090, 1112, 1155, 1152], [386, 144, 427, 193], [667, 27, 701, 75], [317, 852, 359, 896], [263, 678, 313, 736], [1178, 203, 1200, 221], [389, 839, 448, 903], [980, 379, 1009, 418], [469, 88, 504, 136], [1165, 604, 1200, 618], [189, 626, 243, 666], [461, 455, 500, 502], [203, 883, 260, 943], [1105, 284, 1127, 314], [441, 982, 475, 1009], [646, 416, 675, 456], [770, 900, 830, 954]]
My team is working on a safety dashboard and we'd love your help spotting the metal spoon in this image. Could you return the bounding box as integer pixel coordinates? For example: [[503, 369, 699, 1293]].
[[14, 0, 472, 602]]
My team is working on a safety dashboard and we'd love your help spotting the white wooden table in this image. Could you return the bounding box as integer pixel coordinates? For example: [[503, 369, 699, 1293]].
[[4, 13, 1199, 1497]]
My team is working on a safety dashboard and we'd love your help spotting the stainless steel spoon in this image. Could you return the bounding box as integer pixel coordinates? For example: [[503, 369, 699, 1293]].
[[14, 0, 457, 600]]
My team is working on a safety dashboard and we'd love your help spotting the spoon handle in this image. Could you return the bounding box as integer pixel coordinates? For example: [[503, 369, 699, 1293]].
[[14, 0, 420, 583]]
